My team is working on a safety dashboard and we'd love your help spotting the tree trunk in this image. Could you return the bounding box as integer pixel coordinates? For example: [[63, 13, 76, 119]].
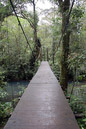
[[33, 0, 37, 43], [29, 0, 38, 70], [59, 0, 70, 91]]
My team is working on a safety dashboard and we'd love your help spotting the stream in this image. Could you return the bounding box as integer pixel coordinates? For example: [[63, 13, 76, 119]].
[[4, 81, 29, 96], [2, 81, 29, 106]]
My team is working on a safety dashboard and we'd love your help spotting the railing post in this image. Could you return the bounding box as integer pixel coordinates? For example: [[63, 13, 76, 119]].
[[47, 48, 49, 61], [43, 46, 45, 61], [52, 38, 55, 64]]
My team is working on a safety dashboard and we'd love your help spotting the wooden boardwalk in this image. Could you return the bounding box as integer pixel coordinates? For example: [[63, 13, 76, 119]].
[[4, 61, 80, 129]]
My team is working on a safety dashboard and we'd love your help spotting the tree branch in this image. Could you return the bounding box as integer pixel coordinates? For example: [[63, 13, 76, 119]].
[[21, 12, 34, 29], [58, 0, 64, 11], [58, 0, 63, 5]]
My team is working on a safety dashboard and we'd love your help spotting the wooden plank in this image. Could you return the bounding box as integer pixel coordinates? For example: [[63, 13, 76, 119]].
[[4, 61, 80, 129]]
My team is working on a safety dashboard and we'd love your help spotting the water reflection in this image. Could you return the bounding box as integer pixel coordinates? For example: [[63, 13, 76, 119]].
[[3, 81, 29, 108]]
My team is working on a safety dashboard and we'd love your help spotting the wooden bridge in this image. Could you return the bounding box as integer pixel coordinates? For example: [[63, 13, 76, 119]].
[[4, 61, 80, 129]]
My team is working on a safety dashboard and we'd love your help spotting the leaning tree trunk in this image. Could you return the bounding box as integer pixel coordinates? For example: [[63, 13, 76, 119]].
[[29, 0, 38, 70], [33, 0, 37, 43], [59, 0, 70, 91]]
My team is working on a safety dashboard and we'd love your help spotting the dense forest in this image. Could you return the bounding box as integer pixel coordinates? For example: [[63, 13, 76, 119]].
[[0, 0, 86, 129]]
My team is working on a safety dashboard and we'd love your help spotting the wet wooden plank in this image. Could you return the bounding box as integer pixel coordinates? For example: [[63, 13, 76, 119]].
[[4, 61, 80, 129]]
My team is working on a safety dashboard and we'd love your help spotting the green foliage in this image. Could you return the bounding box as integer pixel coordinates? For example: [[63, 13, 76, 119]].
[[0, 87, 8, 98], [18, 87, 25, 96], [0, 2, 12, 21], [68, 83, 86, 129], [68, 50, 86, 81], [67, 6, 86, 81], [72, 7, 84, 19], [0, 16, 38, 81], [0, 87, 13, 120], [50, 61, 60, 79], [78, 116, 86, 129], [69, 6, 84, 33], [0, 102, 13, 119], [70, 96, 86, 129], [51, 16, 61, 40], [0, 68, 6, 88], [69, 96, 85, 114]]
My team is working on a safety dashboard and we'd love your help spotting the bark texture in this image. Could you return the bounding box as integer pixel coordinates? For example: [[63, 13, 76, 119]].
[[58, 0, 70, 91]]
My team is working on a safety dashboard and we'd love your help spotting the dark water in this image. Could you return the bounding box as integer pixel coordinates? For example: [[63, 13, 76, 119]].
[[0, 81, 29, 128], [3, 81, 29, 98]]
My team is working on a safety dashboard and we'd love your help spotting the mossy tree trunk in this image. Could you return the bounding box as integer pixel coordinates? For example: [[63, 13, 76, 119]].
[[29, 0, 39, 71], [58, 0, 70, 91]]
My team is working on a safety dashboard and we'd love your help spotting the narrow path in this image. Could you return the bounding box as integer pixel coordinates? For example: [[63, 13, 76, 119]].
[[4, 61, 80, 129]]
